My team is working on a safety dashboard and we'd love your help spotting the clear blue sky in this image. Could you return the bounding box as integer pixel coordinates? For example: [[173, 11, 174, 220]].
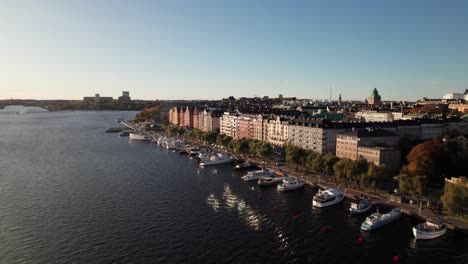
[[1, 0, 467, 101]]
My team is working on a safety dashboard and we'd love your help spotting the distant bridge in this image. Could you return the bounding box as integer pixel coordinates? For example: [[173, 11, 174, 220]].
[[0, 100, 53, 110]]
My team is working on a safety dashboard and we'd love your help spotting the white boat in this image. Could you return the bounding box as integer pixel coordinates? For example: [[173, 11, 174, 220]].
[[258, 176, 286, 186], [361, 208, 401, 231], [200, 153, 235, 166], [241, 169, 275, 181], [413, 220, 447, 240], [277, 177, 305, 191], [349, 198, 372, 214], [312, 189, 345, 208], [129, 133, 152, 141], [188, 147, 202, 156]]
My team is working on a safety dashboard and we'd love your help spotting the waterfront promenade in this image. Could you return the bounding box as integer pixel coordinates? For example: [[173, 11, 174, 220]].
[[120, 121, 468, 234]]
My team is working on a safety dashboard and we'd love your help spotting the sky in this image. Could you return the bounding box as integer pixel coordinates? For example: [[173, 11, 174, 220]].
[[0, 0, 467, 101]]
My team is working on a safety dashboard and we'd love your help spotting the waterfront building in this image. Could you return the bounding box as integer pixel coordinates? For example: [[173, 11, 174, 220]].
[[199, 109, 221, 132], [220, 112, 239, 138], [357, 147, 401, 172], [336, 128, 400, 167], [251, 114, 269, 142], [184, 106, 194, 128], [266, 116, 290, 147], [368, 88, 382, 106], [192, 107, 199, 129], [178, 106, 185, 127]]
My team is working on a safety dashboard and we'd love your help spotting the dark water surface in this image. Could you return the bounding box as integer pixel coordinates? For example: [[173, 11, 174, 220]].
[[0, 109, 466, 264]]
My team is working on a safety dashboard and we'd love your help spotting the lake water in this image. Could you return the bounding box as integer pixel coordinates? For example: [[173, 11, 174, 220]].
[[0, 109, 466, 264]]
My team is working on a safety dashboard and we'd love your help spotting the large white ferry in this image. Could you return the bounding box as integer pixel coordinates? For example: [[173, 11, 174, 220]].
[[199, 153, 235, 166], [129, 133, 152, 141], [241, 169, 275, 181], [312, 189, 345, 208]]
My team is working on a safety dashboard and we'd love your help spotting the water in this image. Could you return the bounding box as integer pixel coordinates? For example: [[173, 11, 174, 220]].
[[0, 109, 466, 264]]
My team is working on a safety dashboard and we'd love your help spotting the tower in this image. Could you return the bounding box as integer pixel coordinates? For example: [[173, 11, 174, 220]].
[[368, 88, 382, 105], [338, 93, 342, 105]]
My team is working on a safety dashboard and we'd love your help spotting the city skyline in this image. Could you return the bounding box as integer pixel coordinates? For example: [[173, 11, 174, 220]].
[[1, 1, 467, 101]]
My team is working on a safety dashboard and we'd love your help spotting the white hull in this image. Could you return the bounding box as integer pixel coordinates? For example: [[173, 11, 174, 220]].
[[200, 157, 234, 166], [242, 171, 275, 181], [277, 182, 305, 191], [413, 228, 446, 239], [129, 133, 152, 141], [312, 189, 345, 208], [313, 196, 344, 207], [277, 178, 306, 192]]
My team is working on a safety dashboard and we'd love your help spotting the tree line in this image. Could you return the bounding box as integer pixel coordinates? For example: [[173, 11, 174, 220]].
[[283, 145, 390, 193]]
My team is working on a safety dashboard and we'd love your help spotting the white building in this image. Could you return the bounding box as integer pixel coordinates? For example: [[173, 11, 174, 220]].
[[443, 93, 465, 100], [355, 111, 394, 122]]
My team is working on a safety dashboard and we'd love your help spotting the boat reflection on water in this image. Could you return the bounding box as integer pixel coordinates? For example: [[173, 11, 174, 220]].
[[206, 185, 264, 231]]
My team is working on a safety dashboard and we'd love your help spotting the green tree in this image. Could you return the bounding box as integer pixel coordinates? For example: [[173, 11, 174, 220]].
[[323, 153, 339, 176], [256, 142, 273, 158], [398, 173, 427, 201], [440, 180, 467, 216], [312, 154, 325, 174], [285, 145, 305, 169], [333, 158, 348, 184]]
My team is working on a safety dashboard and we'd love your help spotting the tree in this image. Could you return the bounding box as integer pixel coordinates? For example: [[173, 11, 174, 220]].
[[256, 142, 273, 158], [305, 150, 317, 171], [333, 158, 348, 184], [365, 163, 385, 193], [312, 154, 325, 174], [398, 173, 427, 201], [441, 180, 467, 216], [323, 153, 339, 176], [285, 145, 305, 169], [406, 139, 447, 184]]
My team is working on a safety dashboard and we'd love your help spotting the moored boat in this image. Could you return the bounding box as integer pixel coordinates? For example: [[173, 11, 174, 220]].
[[312, 189, 345, 208], [413, 220, 447, 240], [277, 177, 305, 191], [258, 176, 286, 186], [129, 133, 152, 141], [200, 153, 235, 166], [349, 198, 372, 214], [234, 162, 258, 170], [361, 208, 401, 231], [241, 169, 275, 181]]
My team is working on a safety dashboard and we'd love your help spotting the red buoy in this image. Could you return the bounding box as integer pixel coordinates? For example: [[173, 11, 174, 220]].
[[322, 226, 327, 231], [393, 255, 399, 262], [358, 236, 364, 243], [293, 215, 299, 220]]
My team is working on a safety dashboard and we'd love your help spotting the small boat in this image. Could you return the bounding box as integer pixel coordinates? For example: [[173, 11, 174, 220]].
[[129, 133, 152, 141], [258, 176, 286, 186], [234, 162, 258, 170], [187, 147, 202, 156], [361, 208, 401, 231], [312, 189, 345, 208], [241, 169, 275, 181], [115, 118, 124, 123], [277, 177, 305, 191], [413, 219, 447, 240], [349, 198, 372, 214], [200, 153, 235, 166]]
